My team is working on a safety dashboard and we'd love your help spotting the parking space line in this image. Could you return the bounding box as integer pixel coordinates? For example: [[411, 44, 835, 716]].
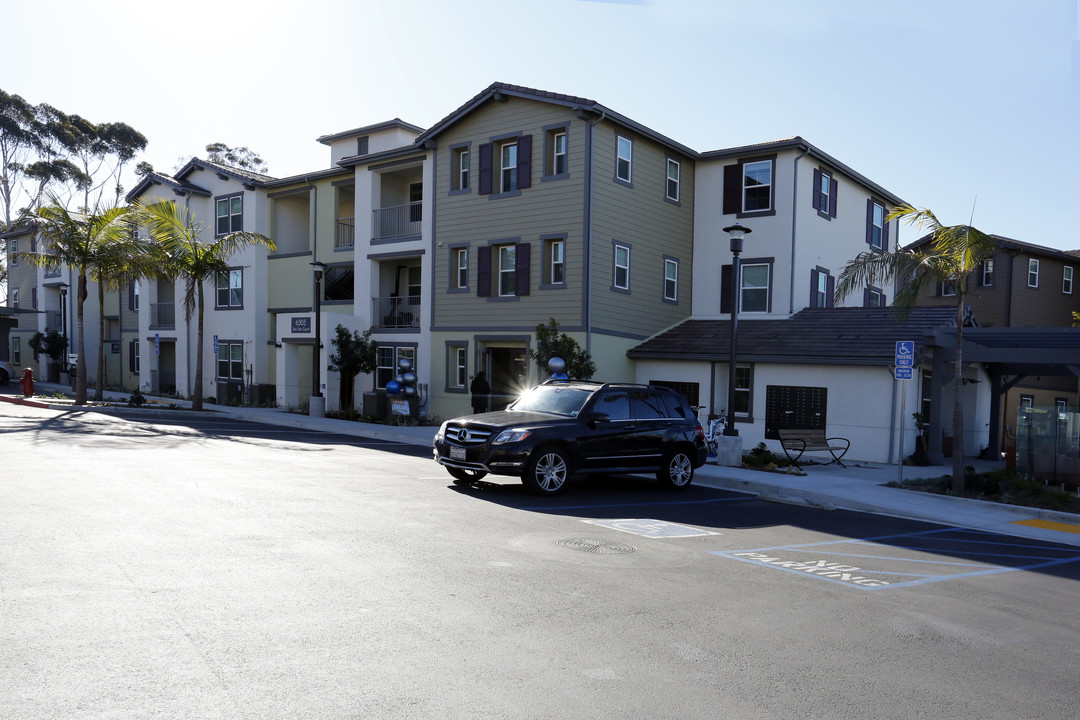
[[521, 496, 750, 512]]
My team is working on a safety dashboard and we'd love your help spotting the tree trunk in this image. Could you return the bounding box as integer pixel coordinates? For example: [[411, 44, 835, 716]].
[[951, 297, 966, 492], [193, 286, 204, 411], [340, 373, 355, 414], [95, 284, 106, 401], [75, 271, 87, 405]]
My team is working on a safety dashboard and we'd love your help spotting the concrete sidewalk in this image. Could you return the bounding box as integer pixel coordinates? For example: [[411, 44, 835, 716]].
[[5, 382, 1079, 548]]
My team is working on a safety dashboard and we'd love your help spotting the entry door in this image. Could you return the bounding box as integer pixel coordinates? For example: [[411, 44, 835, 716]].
[[485, 347, 527, 411]]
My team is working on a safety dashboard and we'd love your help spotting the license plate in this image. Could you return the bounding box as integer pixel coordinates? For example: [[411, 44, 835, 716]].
[[450, 446, 466, 461]]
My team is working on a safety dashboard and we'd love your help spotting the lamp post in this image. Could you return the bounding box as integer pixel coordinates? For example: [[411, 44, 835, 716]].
[[310, 261, 327, 417], [722, 223, 751, 436]]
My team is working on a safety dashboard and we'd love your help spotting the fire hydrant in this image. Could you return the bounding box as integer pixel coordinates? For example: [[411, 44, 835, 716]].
[[19, 368, 34, 398]]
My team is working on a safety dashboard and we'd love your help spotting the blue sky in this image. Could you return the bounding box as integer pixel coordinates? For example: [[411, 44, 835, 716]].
[[6, 0, 1078, 249]]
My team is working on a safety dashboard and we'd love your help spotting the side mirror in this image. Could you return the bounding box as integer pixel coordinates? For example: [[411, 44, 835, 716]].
[[587, 412, 610, 429]]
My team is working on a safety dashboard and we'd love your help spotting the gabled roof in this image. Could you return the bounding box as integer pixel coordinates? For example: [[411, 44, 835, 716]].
[[338, 144, 428, 169], [627, 306, 959, 366], [701, 136, 906, 207], [317, 119, 425, 146], [0, 223, 35, 239], [905, 232, 1080, 263], [126, 171, 212, 202], [414, 81, 698, 159], [176, 157, 277, 186]]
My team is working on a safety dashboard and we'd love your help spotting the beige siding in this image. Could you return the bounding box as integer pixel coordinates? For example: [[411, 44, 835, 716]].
[[589, 121, 695, 338], [433, 97, 588, 331]]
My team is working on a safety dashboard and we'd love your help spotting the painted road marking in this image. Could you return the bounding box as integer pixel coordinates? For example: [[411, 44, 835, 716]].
[[583, 518, 720, 539], [1013, 518, 1080, 535], [713, 527, 1080, 591]]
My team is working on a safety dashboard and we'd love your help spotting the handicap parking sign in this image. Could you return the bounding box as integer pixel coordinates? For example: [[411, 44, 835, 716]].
[[895, 340, 914, 367]]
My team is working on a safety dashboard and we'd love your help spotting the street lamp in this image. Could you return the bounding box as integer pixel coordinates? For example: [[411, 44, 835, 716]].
[[722, 223, 752, 436], [310, 261, 328, 418]]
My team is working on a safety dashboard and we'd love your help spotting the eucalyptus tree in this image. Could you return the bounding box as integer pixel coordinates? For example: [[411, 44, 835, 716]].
[[834, 205, 997, 491], [25, 200, 135, 404], [137, 198, 274, 410]]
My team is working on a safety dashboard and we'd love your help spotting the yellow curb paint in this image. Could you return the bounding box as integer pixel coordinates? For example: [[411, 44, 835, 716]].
[[1012, 519, 1080, 535]]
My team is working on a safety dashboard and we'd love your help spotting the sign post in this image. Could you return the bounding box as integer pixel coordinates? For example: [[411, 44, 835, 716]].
[[894, 341, 914, 484]]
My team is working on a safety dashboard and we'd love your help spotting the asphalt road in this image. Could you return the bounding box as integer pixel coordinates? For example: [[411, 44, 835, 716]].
[[3, 403, 1080, 719]]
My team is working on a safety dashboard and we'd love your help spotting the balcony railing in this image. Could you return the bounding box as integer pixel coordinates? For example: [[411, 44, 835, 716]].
[[150, 302, 175, 329], [336, 217, 355, 248], [373, 295, 421, 329], [372, 202, 421, 241]]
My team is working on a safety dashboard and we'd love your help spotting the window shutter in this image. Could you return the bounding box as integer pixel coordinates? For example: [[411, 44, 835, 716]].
[[723, 164, 742, 215], [865, 199, 874, 245], [809, 269, 820, 307], [720, 264, 732, 314], [477, 246, 492, 297], [478, 143, 493, 195], [128, 341, 135, 371], [882, 213, 890, 250], [826, 274, 835, 307], [515, 242, 531, 296], [516, 135, 532, 189], [863, 287, 870, 306], [812, 169, 822, 211], [828, 178, 838, 218], [128, 283, 135, 311], [878, 292, 887, 307]]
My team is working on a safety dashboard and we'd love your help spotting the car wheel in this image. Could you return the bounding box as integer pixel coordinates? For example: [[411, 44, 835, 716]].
[[447, 467, 488, 484], [523, 447, 570, 495], [657, 448, 695, 489], [0, 371, 8, 385]]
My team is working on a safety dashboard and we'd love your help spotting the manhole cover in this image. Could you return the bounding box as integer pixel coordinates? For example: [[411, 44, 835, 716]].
[[557, 538, 637, 555]]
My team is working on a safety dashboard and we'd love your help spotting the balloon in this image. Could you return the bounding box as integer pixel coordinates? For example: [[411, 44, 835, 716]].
[[385, 380, 401, 395], [547, 357, 566, 374], [403, 385, 417, 397], [402, 372, 417, 386], [397, 358, 413, 373]]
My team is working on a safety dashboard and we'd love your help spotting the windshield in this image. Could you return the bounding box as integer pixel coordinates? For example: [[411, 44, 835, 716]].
[[509, 385, 592, 417]]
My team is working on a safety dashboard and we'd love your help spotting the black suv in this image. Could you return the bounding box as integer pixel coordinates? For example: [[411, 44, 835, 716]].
[[433, 381, 708, 494]]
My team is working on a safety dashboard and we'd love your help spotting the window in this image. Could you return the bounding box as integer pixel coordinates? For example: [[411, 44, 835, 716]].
[[613, 243, 630, 291], [810, 267, 834, 308], [1020, 394, 1034, 409], [812, 168, 837, 218], [1028, 258, 1040, 287], [11, 288, 18, 309], [740, 263, 770, 312], [132, 340, 140, 374], [409, 182, 423, 223], [733, 365, 752, 418], [324, 265, 354, 301], [939, 280, 957, 297], [867, 200, 886, 249], [981, 259, 995, 287], [216, 341, 243, 380], [544, 126, 568, 178], [12, 338, 20, 365], [9, 239, 16, 265], [663, 258, 678, 302], [616, 135, 632, 183], [1063, 266, 1073, 294], [666, 159, 680, 202], [451, 246, 469, 290], [216, 269, 243, 308], [742, 160, 772, 212], [500, 141, 518, 194], [32, 287, 38, 309], [865, 286, 886, 307], [478, 135, 531, 196], [132, 280, 140, 310], [477, 242, 529, 298], [449, 345, 468, 389], [498, 244, 516, 297], [543, 237, 565, 286], [376, 345, 415, 389], [451, 146, 470, 192], [215, 195, 243, 236]]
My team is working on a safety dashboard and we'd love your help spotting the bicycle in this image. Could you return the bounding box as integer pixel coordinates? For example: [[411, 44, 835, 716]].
[[691, 406, 727, 456]]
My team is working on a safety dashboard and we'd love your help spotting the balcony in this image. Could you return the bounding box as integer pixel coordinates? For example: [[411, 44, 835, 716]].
[[372, 202, 421, 241], [150, 302, 175, 329], [336, 217, 355, 249], [373, 296, 420, 329]]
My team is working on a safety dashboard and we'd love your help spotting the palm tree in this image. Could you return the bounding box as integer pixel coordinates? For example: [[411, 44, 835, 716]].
[[27, 200, 133, 404], [834, 204, 997, 491], [87, 227, 159, 399], [136, 198, 274, 411]]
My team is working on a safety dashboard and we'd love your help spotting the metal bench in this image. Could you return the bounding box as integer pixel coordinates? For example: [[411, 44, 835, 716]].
[[778, 429, 850, 470]]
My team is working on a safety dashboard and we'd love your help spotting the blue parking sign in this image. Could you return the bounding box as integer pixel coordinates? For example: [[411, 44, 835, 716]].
[[895, 340, 914, 367]]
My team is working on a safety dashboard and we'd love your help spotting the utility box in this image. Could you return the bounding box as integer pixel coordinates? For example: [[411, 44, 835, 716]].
[[363, 391, 387, 420]]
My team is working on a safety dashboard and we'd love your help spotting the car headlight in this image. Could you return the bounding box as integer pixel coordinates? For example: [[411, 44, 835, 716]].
[[493, 429, 531, 444], [434, 421, 449, 443]]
